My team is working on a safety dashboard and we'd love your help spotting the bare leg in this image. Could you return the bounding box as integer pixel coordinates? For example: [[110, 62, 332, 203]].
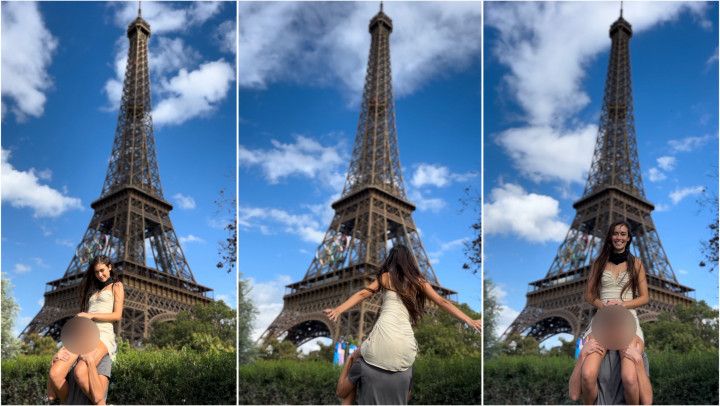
[[73, 341, 109, 397], [48, 347, 78, 402], [580, 336, 603, 405], [621, 336, 644, 405]]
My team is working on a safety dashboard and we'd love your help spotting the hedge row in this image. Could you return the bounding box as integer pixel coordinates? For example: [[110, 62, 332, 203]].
[[484, 351, 718, 405], [1, 349, 236, 405], [237, 357, 482, 404]]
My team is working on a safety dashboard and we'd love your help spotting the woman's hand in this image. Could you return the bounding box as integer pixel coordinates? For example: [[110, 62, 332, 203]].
[[79, 350, 97, 365], [467, 318, 481, 332], [52, 347, 72, 364], [323, 308, 341, 322], [604, 299, 622, 306], [581, 338, 606, 359], [76, 312, 93, 319], [622, 343, 643, 365]]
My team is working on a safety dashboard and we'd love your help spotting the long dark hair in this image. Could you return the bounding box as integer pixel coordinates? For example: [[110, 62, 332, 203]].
[[375, 244, 427, 326], [79, 255, 114, 312], [587, 221, 640, 301]]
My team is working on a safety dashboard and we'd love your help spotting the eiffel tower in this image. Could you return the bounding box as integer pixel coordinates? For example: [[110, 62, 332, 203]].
[[22, 7, 212, 345], [261, 5, 456, 346], [503, 10, 694, 343]]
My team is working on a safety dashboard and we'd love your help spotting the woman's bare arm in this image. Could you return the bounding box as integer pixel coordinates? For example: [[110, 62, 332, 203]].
[[420, 282, 480, 331], [621, 260, 649, 309], [80, 283, 125, 322], [324, 279, 380, 322], [585, 267, 605, 308]]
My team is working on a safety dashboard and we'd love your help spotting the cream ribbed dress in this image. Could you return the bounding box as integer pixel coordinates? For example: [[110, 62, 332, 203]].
[[360, 289, 418, 372], [88, 288, 118, 361], [584, 270, 644, 342]]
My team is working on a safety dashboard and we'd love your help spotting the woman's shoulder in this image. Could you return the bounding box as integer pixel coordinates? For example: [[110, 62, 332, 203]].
[[112, 281, 125, 290]]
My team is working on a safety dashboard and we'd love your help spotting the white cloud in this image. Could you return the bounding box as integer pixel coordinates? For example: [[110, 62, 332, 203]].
[[408, 189, 446, 212], [152, 59, 234, 126], [1, 149, 83, 218], [484, 183, 568, 243], [706, 47, 718, 67], [495, 125, 597, 184], [410, 164, 477, 188], [647, 167, 666, 183], [669, 186, 704, 205], [428, 238, 468, 264], [1, 2, 58, 121], [13, 263, 31, 274], [668, 134, 713, 153], [103, 3, 233, 123], [111, 2, 223, 35], [215, 20, 236, 54], [648, 156, 676, 182], [55, 239, 75, 248], [486, 2, 707, 184], [32, 257, 49, 268], [179, 234, 204, 244], [656, 156, 676, 171], [247, 274, 293, 340], [238, 3, 480, 100], [173, 193, 196, 209], [239, 136, 345, 186], [239, 206, 325, 244]]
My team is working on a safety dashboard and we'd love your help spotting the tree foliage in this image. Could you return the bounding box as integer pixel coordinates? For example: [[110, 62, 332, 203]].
[[214, 188, 236, 274], [1, 273, 21, 358], [644, 300, 719, 353], [415, 302, 482, 358], [20, 333, 58, 356], [461, 187, 481, 274], [148, 300, 236, 351], [258, 336, 301, 360], [483, 278, 501, 358], [238, 278, 258, 363], [499, 333, 540, 356]]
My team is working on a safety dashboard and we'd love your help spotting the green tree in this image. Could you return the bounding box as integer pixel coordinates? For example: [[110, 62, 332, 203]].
[[238, 277, 257, 363], [20, 332, 58, 355], [415, 302, 481, 358], [500, 333, 540, 356], [461, 187, 481, 274], [214, 188, 236, 274], [258, 336, 301, 360], [304, 340, 335, 362], [148, 300, 236, 350], [1, 273, 21, 358], [546, 336, 576, 357], [483, 278, 501, 358], [698, 185, 718, 272], [644, 300, 719, 353]]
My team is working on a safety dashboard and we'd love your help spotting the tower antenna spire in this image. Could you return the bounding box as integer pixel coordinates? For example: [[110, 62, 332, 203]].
[[620, 0, 623, 17], [138, 0, 142, 17], [380, 1, 383, 12]]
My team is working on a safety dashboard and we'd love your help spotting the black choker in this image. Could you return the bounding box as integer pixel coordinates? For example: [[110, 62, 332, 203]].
[[609, 250, 628, 265], [93, 276, 114, 291]]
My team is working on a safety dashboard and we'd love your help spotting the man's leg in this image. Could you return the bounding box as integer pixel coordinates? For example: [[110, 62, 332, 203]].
[[621, 337, 644, 405]]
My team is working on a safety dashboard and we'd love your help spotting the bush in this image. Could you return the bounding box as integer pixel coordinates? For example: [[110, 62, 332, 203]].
[[238, 356, 481, 404], [484, 351, 718, 405], [1, 349, 235, 405]]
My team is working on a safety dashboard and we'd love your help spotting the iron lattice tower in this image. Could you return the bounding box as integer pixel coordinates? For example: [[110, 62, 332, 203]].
[[261, 6, 456, 346], [503, 12, 694, 343], [22, 10, 212, 345]]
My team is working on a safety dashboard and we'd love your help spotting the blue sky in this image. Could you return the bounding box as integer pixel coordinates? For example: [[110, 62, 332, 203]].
[[484, 1, 719, 347], [238, 1, 481, 349], [1, 1, 237, 336]]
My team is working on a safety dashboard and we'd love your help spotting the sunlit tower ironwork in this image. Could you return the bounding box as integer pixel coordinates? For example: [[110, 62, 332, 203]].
[[503, 10, 694, 343], [23, 8, 212, 344]]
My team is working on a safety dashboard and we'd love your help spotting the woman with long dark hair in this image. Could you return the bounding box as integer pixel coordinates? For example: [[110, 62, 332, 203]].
[[47, 255, 125, 403], [326, 244, 480, 404], [580, 221, 649, 405]]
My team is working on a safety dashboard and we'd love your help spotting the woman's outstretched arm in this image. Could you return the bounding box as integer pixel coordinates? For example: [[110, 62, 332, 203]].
[[324, 279, 380, 322], [420, 282, 481, 331], [77, 283, 125, 322]]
